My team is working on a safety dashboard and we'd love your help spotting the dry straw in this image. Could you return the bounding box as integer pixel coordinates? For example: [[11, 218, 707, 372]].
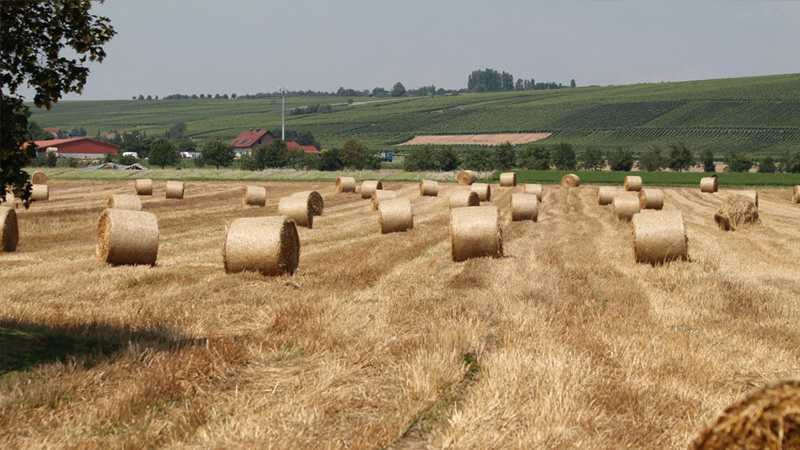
[[692, 378, 800, 450], [360, 180, 383, 199], [450, 206, 503, 262], [1, 206, 19, 252], [523, 184, 543, 201], [291, 191, 323, 215], [419, 179, 439, 196], [701, 176, 718, 193], [31, 171, 47, 185], [278, 196, 314, 228], [471, 183, 491, 202], [165, 181, 185, 199], [457, 170, 477, 185], [736, 190, 759, 208], [371, 189, 397, 210], [336, 176, 356, 193], [134, 179, 153, 195], [378, 198, 414, 234], [223, 216, 300, 276], [624, 175, 643, 191], [793, 185, 799, 204], [243, 186, 267, 206], [613, 194, 641, 221], [510, 193, 538, 221], [30, 184, 49, 201], [638, 188, 664, 210], [449, 191, 480, 209], [714, 194, 760, 231], [95, 208, 159, 266], [597, 186, 616, 205], [499, 172, 517, 187], [561, 173, 580, 188], [631, 210, 688, 264], [108, 194, 142, 211]]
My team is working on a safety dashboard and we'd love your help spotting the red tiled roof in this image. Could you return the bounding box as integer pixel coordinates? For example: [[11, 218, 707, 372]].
[[286, 141, 321, 154], [23, 138, 118, 154], [230, 129, 276, 148]]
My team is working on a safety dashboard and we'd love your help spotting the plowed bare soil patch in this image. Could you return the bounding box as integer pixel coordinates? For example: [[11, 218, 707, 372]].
[[397, 133, 552, 146]]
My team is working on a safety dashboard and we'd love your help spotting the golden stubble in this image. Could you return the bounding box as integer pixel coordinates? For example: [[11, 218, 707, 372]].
[[1, 181, 798, 449]]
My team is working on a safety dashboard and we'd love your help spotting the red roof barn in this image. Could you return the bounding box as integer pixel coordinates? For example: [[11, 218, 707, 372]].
[[26, 138, 119, 159], [230, 129, 277, 155], [286, 141, 321, 154]]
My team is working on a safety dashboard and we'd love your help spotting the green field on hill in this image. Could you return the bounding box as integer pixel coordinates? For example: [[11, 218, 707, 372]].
[[28, 73, 800, 156]]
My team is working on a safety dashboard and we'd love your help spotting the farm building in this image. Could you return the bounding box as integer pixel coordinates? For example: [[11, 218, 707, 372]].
[[25, 138, 119, 159], [230, 128, 277, 156], [286, 141, 321, 154]]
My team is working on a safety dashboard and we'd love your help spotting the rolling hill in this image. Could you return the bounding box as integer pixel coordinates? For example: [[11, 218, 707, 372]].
[[28, 73, 800, 156]]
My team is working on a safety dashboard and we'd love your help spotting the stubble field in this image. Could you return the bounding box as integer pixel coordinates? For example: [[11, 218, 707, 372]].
[[1, 179, 799, 449]]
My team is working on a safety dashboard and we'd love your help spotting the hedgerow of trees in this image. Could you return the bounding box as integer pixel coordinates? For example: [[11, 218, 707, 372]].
[[1, 1, 114, 206]]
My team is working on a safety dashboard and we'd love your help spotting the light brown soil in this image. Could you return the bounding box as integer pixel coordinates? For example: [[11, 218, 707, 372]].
[[397, 133, 552, 146]]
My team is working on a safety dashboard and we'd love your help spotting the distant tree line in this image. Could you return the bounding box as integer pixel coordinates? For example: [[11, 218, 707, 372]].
[[467, 68, 576, 92], [398, 141, 800, 173]]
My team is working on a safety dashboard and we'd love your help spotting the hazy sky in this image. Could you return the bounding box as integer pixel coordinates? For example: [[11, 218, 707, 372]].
[[22, 0, 800, 101]]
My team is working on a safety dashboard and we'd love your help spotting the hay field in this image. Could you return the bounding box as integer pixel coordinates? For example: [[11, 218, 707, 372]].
[[1, 180, 799, 449]]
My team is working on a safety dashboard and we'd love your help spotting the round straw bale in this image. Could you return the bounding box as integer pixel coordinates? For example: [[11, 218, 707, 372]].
[[30, 184, 49, 201], [624, 175, 643, 191], [371, 189, 397, 210], [134, 178, 153, 195], [736, 190, 758, 208], [499, 172, 517, 187], [597, 186, 616, 205], [561, 173, 580, 188], [223, 216, 299, 276], [510, 193, 538, 222], [638, 188, 664, 210], [450, 206, 503, 262], [793, 185, 799, 204], [379, 198, 414, 234], [449, 191, 480, 209], [700, 176, 718, 193], [714, 194, 760, 231], [243, 186, 267, 206], [632, 210, 688, 264], [419, 179, 439, 197], [360, 180, 383, 199], [165, 181, 185, 199], [523, 184, 543, 201], [95, 208, 159, 266], [278, 196, 313, 228], [291, 191, 323, 215], [336, 176, 356, 193], [108, 194, 142, 211], [31, 171, 47, 185], [1, 206, 19, 252], [613, 194, 641, 221], [691, 378, 800, 450], [457, 170, 477, 185], [471, 183, 491, 202]]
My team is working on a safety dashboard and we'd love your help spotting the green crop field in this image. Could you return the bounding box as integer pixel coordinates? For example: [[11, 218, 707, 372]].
[[28, 73, 800, 156]]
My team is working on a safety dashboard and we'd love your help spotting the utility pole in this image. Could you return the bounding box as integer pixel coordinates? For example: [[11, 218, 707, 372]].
[[279, 85, 288, 140]]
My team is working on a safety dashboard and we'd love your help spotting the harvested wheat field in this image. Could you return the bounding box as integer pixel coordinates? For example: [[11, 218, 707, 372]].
[[1, 180, 799, 449]]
